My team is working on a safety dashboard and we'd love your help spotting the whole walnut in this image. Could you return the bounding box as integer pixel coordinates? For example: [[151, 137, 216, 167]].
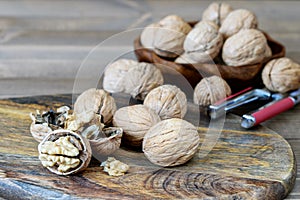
[[202, 2, 233, 26], [103, 59, 164, 100], [141, 15, 192, 58], [103, 59, 139, 93], [113, 105, 161, 148], [262, 58, 300, 93], [73, 88, 117, 126], [222, 29, 271, 66], [176, 20, 223, 63], [220, 9, 258, 38], [143, 118, 200, 167], [144, 85, 187, 120], [194, 76, 232, 106]]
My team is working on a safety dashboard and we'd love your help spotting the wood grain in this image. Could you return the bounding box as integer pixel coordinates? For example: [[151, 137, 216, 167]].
[[0, 94, 296, 199]]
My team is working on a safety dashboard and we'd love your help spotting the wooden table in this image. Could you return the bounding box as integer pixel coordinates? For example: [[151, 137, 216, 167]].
[[0, 1, 299, 199]]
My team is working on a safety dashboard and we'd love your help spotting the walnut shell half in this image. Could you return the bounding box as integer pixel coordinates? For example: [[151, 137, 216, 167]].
[[38, 129, 92, 175], [143, 118, 200, 167], [262, 57, 300, 93]]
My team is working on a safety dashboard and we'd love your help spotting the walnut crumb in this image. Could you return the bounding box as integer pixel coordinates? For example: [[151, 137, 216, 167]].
[[101, 157, 129, 176]]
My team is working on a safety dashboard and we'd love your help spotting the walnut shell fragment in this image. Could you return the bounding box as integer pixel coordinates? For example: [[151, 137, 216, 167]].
[[194, 76, 232, 107], [73, 88, 117, 126], [29, 106, 70, 142], [220, 9, 258, 38], [176, 20, 223, 63], [222, 29, 271, 66], [262, 57, 300, 93], [141, 15, 192, 58], [113, 105, 161, 148], [144, 85, 187, 119], [103, 59, 164, 100], [202, 2, 233, 26], [38, 129, 92, 175], [81, 126, 123, 157], [143, 118, 200, 167]]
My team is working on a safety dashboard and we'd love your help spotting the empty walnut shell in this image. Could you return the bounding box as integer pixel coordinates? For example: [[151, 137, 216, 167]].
[[144, 84, 187, 120], [222, 29, 271, 67], [176, 20, 223, 63], [81, 125, 123, 157], [202, 2, 233, 26], [193, 75, 232, 107], [220, 9, 258, 38], [38, 129, 92, 175], [140, 15, 192, 58], [29, 106, 70, 142], [262, 57, 300, 93], [74, 88, 117, 126], [143, 118, 200, 167], [113, 105, 161, 148]]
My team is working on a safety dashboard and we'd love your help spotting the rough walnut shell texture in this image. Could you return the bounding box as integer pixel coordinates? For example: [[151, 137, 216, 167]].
[[177, 20, 223, 63], [103, 59, 140, 94], [141, 15, 192, 58], [222, 29, 271, 67], [144, 85, 187, 120], [143, 118, 200, 167], [74, 88, 117, 125], [220, 9, 258, 38], [262, 57, 300, 93], [113, 105, 161, 148], [202, 2, 233, 26], [103, 59, 164, 100], [194, 75, 232, 106], [38, 129, 92, 175]]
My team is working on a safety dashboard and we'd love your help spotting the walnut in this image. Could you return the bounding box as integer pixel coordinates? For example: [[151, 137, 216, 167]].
[[142, 118, 200, 167], [202, 2, 233, 26], [176, 20, 223, 63], [140, 15, 192, 58], [103, 59, 139, 94], [81, 125, 123, 157], [144, 85, 187, 120], [73, 88, 116, 126], [220, 9, 258, 38], [29, 106, 70, 142], [38, 129, 92, 175], [113, 105, 161, 148], [262, 58, 300, 93], [103, 59, 164, 100], [100, 157, 129, 176], [193, 76, 232, 106], [222, 29, 271, 66]]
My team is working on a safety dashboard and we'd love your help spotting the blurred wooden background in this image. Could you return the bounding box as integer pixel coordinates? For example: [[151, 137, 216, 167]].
[[0, 1, 299, 199]]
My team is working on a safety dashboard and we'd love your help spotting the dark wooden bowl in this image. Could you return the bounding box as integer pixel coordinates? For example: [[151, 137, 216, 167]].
[[134, 26, 285, 93]]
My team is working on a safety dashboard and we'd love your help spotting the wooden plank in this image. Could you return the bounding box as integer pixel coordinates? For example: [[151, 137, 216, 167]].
[[0, 94, 296, 199]]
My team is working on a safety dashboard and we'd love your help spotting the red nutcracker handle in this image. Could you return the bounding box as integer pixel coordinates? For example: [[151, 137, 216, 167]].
[[241, 97, 295, 128]]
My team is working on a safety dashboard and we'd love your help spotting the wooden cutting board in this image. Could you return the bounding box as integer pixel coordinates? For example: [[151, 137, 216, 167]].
[[0, 94, 296, 200]]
